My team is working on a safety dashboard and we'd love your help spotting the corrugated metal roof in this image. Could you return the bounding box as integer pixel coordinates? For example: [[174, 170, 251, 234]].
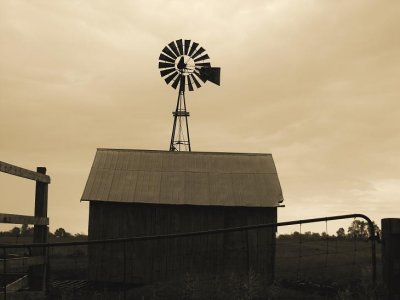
[[81, 149, 284, 207]]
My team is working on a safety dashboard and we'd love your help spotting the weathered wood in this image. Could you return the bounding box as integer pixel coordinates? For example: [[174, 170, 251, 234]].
[[5, 275, 29, 293], [0, 161, 50, 183], [88, 202, 277, 285], [30, 167, 49, 291], [0, 256, 45, 272], [0, 213, 49, 225], [0, 291, 44, 299], [247, 225, 258, 273], [382, 218, 400, 300]]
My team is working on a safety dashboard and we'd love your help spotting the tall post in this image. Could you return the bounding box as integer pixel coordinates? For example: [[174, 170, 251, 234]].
[[2, 247, 6, 300], [29, 167, 49, 291], [381, 218, 400, 300]]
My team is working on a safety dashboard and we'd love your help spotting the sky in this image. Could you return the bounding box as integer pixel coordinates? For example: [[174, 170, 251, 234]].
[[1, 0, 399, 234]]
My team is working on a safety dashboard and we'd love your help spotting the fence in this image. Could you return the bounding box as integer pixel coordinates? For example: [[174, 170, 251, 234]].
[[0, 161, 50, 299], [1, 213, 380, 299]]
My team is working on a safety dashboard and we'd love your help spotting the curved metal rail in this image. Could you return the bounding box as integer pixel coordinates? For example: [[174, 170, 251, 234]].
[[0, 213, 378, 285]]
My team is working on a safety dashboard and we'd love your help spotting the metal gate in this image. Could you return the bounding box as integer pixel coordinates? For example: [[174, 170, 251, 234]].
[[1, 213, 379, 299]]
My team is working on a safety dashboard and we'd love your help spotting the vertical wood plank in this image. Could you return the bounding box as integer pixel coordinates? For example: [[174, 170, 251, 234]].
[[29, 167, 48, 291], [247, 212, 258, 274], [87, 203, 277, 287], [382, 218, 400, 299]]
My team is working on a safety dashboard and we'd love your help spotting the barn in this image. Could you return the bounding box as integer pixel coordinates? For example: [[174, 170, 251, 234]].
[[81, 148, 284, 285]]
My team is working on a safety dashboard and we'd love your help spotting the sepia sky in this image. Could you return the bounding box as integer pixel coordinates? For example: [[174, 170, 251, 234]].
[[1, 1, 400, 234]]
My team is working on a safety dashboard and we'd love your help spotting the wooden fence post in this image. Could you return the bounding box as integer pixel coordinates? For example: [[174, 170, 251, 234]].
[[381, 218, 400, 300], [29, 167, 49, 291]]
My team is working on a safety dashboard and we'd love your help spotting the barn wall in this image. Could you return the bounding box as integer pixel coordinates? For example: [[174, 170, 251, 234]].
[[88, 202, 276, 284]]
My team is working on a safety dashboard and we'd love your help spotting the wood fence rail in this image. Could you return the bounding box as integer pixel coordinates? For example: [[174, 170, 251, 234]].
[[0, 161, 50, 184], [0, 256, 45, 272], [0, 162, 50, 297], [0, 213, 48, 226]]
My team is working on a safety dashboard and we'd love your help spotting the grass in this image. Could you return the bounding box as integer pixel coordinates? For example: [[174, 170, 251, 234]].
[[275, 237, 381, 285], [1, 236, 384, 299]]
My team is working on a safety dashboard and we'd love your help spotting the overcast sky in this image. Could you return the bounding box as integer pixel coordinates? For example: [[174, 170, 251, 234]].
[[1, 0, 399, 234]]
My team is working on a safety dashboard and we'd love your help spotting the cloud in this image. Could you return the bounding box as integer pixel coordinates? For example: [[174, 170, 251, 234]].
[[1, 0, 399, 233]]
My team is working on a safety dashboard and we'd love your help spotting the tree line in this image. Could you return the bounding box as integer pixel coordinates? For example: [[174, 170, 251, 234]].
[[1, 220, 380, 241], [278, 220, 381, 240], [0, 224, 86, 239]]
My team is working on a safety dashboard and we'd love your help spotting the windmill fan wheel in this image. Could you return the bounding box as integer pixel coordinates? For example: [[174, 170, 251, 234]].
[[158, 39, 220, 92]]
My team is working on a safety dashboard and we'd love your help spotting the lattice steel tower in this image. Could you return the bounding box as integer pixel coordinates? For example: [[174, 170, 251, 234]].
[[158, 39, 221, 151]]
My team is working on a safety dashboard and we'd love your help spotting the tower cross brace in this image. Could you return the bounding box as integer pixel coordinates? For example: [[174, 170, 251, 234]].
[[170, 87, 191, 151]]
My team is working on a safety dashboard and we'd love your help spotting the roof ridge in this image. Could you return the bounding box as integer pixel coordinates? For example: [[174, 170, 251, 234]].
[[96, 148, 272, 156]]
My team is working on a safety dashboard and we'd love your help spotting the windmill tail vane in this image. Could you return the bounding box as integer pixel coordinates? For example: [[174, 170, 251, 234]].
[[158, 39, 221, 151]]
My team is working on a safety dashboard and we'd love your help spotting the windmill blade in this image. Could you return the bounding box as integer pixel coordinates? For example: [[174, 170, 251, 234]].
[[197, 71, 207, 83], [160, 67, 176, 77], [176, 39, 184, 56], [192, 47, 206, 59], [187, 76, 194, 91], [168, 41, 180, 57], [184, 40, 191, 55], [159, 53, 175, 63], [162, 46, 177, 59], [190, 74, 202, 88], [171, 74, 182, 89], [159, 62, 175, 69], [179, 75, 186, 92], [200, 67, 221, 85], [195, 62, 211, 68], [188, 42, 199, 56], [164, 71, 179, 84], [194, 53, 210, 62], [193, 71, 206, 83]]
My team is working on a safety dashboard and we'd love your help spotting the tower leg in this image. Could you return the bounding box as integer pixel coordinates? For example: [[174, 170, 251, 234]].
[[169, 90, 191, 151], [182, 92, 191, 151], [169, 92, 180, 151]]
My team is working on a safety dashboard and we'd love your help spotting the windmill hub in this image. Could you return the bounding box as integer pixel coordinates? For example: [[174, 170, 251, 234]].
[[158, 39, 221, 151], [175, 56, 195, 75]]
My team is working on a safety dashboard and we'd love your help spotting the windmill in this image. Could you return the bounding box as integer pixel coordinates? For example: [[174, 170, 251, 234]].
[[158, 39, 221, 151]]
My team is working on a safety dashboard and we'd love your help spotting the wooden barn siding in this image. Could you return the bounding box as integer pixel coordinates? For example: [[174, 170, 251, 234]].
[[88, 202, 276, 284]]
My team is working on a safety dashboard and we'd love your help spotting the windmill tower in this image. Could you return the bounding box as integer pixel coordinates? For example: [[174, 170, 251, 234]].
[[158, 39, 221, 151]]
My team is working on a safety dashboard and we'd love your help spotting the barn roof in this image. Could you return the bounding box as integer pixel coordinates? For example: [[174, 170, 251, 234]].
[[81, 149, 284, 207]]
